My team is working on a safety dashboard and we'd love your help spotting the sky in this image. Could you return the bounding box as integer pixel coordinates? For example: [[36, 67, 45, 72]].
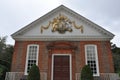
[[0, 0, 120, 47]]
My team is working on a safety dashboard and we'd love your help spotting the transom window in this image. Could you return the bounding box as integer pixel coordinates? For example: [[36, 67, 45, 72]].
[[85, 45, 99, 76], [25, 44, 39, 75]]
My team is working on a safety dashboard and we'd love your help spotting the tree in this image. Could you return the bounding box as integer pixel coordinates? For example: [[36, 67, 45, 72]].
[[111, 43, 120, 72], [0, 64, 8, 80], [27, 64, 40, 80], [81, 65, 93, 80], [0, 36, 7, 54], [0, 36, 13, 80], [0, 36, 13, 65]]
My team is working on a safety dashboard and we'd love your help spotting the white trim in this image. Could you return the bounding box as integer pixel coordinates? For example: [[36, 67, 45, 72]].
[[24, 44, 39, 75], [13, 35, 113, 41], [85, 44, 100, 76], [51, 54, 72, 80]]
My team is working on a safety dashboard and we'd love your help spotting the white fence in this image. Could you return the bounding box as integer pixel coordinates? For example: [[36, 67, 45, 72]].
[[100, 73, 120, 80], [5, 72, 24, 80], [5, 72, 120, 80], [76, 73, 120, 80], [5, 72, 47, 80]]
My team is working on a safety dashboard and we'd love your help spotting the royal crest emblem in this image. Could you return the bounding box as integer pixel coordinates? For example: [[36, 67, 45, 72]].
[[41, 14, 83, 34], [51, 14, 72, 33]]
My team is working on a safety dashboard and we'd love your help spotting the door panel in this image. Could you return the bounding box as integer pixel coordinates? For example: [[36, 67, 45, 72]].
[[53, 56, 70, 80]]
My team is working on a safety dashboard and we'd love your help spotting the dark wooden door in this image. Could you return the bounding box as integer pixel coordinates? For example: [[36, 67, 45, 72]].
[[53, 56, 70, 80]]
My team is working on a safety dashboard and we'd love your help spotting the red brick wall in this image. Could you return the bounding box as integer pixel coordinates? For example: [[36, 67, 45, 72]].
[[11, 41, 47, 72], [11, 41, 114, 80], [79, 41, 114, 73], [11, 41, 27, 72]]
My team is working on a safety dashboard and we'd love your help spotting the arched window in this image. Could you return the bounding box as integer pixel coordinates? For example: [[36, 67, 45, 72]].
[[85, 45, 99, 76], [25, 44, 39, 75]]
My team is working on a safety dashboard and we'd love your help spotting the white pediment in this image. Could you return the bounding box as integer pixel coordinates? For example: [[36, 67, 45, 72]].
[[12, 5, 114, 41]]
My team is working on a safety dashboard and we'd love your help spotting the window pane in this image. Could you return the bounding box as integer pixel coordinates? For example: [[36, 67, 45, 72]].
[[25, 45, 39, 74], [85, 45, 99, 76]]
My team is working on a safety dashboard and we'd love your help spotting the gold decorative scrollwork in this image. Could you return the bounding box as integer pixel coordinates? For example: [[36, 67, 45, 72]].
[[40, 14, 84, 34], [41, 21, 51, 33], [72, 21, 83, 33]]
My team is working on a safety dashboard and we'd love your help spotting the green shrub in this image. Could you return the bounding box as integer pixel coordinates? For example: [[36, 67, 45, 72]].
[[81, 65, 93, 80], [118, 70, 120, 77], [27, 64, 40, 80], [0, 64, 8, 80]]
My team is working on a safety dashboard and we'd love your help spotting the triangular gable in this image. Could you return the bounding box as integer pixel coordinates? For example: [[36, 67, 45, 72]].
[[11, 5, 114, 41]]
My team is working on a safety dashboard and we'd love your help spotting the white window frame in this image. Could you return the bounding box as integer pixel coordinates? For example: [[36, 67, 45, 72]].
[[24, 44, 39, 75], [85, 44, 99, 76], [51, 54, 72, 80]]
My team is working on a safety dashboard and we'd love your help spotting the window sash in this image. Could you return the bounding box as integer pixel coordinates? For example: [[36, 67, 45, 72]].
[[85, 45, 99, 76], [25, 44, 39, 75]]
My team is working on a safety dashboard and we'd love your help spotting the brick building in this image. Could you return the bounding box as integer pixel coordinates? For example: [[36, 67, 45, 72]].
[[6, 5, 119, 80]]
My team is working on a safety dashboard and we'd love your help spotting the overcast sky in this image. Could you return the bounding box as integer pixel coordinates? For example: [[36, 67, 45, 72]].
[[0, 0, 120, 47]]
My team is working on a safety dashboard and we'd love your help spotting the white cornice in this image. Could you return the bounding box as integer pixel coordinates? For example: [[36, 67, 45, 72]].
[[13, 35, 113, 41]]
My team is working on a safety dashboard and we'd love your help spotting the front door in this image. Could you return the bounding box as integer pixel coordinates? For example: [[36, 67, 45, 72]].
[[53, 55, 70, 80]]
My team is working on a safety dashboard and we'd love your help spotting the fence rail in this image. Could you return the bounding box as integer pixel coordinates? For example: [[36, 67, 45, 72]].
[[76, 73, 120, 80], [5, 72, 24, 80], [5, 72, 120, 80], [5, 72, 47, 80], [100, 73, 120, 80]]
